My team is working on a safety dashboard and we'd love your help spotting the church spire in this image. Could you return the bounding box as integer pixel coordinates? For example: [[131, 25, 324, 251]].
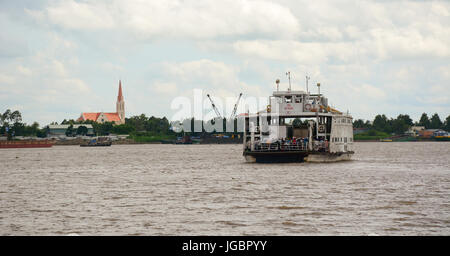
[[118, 80, 123, 101], [116, 80, 125, 124]]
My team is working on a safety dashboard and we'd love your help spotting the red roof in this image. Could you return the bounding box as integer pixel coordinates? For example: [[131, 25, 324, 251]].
[[104, 113, 121, 122], [80, 112, 101, 121], [78, 112, 121, 123]]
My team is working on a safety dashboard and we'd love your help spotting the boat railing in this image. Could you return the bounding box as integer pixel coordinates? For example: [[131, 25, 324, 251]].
[[252, 142, 307, 152]]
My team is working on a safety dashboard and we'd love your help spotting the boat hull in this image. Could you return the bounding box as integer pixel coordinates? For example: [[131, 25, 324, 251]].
[[243, 151, 309, 163], [243, 151, 353, 163], [0, 141, 53, 149]]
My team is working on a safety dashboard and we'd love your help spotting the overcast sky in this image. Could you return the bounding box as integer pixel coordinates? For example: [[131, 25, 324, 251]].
[[1, 0, 449, 125]]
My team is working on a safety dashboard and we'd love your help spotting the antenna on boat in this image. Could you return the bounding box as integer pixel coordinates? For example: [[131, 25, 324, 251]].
[[286, 71, 291, 92], [276, 79, 280, 92], [306, 75, 310, 93]]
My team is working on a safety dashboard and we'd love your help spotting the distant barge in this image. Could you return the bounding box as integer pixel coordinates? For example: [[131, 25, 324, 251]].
[[80, 137, 112, 147], [0, 140, 53, 148]]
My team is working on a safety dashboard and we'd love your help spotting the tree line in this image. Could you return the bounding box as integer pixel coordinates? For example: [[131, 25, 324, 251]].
[[353, 113, 450, 135], [2, 109, 449, 139], [0, 109, 47, 139], [60, 114, 173, 137]]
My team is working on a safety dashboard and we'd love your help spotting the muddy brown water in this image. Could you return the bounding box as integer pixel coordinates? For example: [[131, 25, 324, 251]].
[[0, 142, 449, 235]]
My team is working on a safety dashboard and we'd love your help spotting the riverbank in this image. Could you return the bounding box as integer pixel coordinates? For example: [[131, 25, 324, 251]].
[[52, 137, 243, 145]]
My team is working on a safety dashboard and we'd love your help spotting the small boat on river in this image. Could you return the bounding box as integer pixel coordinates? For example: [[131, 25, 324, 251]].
[[80, 137, 112, 147]]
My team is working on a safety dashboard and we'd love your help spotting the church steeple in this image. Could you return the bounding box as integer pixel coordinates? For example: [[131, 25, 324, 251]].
[[116, 80, 125, 124], [118, 80, 123, 101]]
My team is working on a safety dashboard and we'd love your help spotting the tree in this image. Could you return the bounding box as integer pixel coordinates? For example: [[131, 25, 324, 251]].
[[353, 119, 372, 129], [373, 114, 391, 133], [444, 115, 450, 132], [36, 128, 47, 138], [65, 124, 74, 137], [93, 122, 114, 135], [389, 114, 413, 134], [396, 114, 413, 126], [111, 124, 135, 134], [429, 113, 443, 129], [418, 113, 430, 129], [10, 110, 22, 123], [1, 109, 11, 125], [76, 125, 88, 136]]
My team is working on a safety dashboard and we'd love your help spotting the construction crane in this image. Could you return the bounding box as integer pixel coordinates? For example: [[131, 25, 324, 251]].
[[206, 94, 222, 119], [229, 93, 243, 120]]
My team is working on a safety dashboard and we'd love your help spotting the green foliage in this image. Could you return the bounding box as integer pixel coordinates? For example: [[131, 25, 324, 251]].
[[429, 113, 443, 129], [130, 132, 176, 142], [353, 119, 371, 129], [111, 124, 135, 134], [65, 124, 74, 137], [1, 109, 47, 138], [373, 114, 392, 133], [391, 114, 413, 134], [125, 115, 171, 134], [93, 122, 114, 136], [354, 130, 390, 140], [445, 115, 450, 132], [76, 125, 88, 136], [418, 113, 431, 129]]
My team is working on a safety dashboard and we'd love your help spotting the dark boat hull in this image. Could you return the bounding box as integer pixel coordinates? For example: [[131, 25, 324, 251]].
[[243, 150, 353, 163], [80, 143, 112, 147], [243, 151, 309, 163]]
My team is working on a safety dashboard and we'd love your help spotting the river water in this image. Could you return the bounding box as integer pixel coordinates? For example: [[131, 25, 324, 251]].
[[0, 142, 449, 235]]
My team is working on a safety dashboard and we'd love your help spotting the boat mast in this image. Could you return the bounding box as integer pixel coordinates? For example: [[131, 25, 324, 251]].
[[306, 75, 310, 93], [286, 71, 291, 92]]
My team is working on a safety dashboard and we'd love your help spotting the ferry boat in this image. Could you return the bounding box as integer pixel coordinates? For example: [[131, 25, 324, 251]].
[[243, 75, 354, 163]]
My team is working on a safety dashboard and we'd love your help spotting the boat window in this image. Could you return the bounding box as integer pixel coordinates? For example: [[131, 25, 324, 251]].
[[295, 96, 301, 103], [285, 96, 292, 103]]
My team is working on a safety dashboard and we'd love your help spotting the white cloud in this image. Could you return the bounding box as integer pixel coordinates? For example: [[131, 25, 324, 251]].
[[45, 1, 115, 30], [2, 0, 449, 124], [151, 82, 178, 95], [17, 65, 32, 76], [32, 0, 300, 39], [0, 73, 15, 84]]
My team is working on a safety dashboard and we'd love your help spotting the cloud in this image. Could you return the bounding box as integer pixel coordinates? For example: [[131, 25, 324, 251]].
[[151, 82, 178, 95], [1, 0, 449, 124], [45, 1, 116, 30], [0, 73, 15, 84], [31, 0, 300, 40]]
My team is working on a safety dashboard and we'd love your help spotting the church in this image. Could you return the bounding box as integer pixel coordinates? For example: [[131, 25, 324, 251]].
[[77, 80, 125, 125]]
